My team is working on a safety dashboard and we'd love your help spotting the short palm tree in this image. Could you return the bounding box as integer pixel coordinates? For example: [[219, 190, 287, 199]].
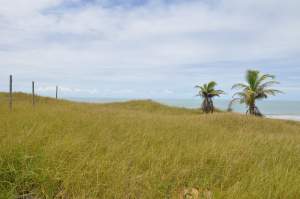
[[195, 81, 224, 113], [229, 70, 282, 116]]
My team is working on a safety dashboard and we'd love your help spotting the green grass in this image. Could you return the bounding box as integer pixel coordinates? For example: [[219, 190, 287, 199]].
[[0, 92, 300, 198]]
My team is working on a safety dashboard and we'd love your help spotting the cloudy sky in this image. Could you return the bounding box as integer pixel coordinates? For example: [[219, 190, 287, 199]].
[[0, 0, 299, 99]]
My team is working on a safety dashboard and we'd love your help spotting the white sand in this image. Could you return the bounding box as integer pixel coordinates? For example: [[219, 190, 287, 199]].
[[266, 115, 300, 122]]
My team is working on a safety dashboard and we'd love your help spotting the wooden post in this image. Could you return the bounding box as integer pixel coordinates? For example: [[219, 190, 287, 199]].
[[56, 86, 58, 99], [9, 75, 12, 111], [32, 81, 35, 106]]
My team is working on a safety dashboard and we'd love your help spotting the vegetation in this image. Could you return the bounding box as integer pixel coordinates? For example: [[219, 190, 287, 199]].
[[0, 93, 300, 198], [229, 70, 282, 116], [195, 81, 224, 113]]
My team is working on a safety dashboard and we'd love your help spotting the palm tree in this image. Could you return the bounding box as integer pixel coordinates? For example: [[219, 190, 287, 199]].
[[229, 70, 282, 116], [195, 81, 224, 113]]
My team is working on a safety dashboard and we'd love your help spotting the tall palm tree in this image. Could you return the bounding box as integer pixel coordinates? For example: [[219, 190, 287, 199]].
[[230, 70, 282, 116], [195, 81, 224, 113]]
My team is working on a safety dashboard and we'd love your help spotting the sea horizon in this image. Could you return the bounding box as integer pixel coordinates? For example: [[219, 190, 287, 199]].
[[68, 97, 300, 121]]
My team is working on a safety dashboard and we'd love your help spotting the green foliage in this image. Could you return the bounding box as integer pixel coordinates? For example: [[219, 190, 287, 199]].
[[195, 81, 224, 113], [1, 93, 300, 198], [230, 70, 282, 116], [0, 149, 62, 199]]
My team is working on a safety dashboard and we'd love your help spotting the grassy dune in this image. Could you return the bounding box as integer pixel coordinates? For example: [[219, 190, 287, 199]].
[[0, 93, 300, 198]]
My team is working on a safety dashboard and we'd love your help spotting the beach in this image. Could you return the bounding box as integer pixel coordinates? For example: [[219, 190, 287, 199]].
[[266, 115, 300, 121]]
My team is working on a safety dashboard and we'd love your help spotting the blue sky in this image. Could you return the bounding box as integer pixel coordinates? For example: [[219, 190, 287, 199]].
[[0, 0, 300, 99]]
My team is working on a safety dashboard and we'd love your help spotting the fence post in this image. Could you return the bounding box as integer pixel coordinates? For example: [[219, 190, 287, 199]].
[[56, 86, 58, 99], [9, 75, 12, 111], [32, 81, 35, 106]]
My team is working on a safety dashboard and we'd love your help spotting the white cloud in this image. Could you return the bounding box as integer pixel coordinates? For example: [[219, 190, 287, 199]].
[[0, 0, 299, 98], [37, 85, 98, 95], [0, 0, 62, 17]]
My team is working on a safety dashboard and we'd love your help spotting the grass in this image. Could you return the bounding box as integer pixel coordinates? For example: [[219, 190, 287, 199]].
[[0, 92, 300, 198]]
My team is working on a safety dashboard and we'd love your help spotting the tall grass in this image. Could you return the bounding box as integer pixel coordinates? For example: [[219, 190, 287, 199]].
[[0, 93, 300, 198]]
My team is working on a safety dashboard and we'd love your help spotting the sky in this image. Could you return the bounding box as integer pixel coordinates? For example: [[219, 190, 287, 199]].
[[0, 0, 300, 99]]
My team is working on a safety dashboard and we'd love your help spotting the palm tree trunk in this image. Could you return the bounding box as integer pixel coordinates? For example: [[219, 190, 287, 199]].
[[248, 103, 263, 116], [202, 97, 210, 113], [254, 106, 263, 116], [248, 104, 256, 115], [202, 97, 215, 114], [209, 98, 214, 113]]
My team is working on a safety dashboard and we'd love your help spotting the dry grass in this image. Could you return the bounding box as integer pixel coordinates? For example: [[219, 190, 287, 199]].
[[0, 92, 300, 198]]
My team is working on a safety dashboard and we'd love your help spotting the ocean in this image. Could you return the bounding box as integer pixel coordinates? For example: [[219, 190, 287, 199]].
[[69, 98, 300, 121]]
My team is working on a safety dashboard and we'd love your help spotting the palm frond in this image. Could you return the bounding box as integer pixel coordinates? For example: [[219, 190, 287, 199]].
[[259, 81, 279, 89], [230, 70, 282, 116], [232, 83, 248, 90], [233, 92, 247, 98], [207, 81, 217, 90], [195, 81, 224, 113], [215, 89, 225, 94], [246, 70, 259, 89], [255, 74, 275, 89], [262, 89, 284, 96], [229, 98, 243, 105]]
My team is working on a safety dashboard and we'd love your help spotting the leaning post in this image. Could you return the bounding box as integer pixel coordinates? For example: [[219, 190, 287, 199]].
[[56, 86, 58, 99], [9, 75, 12, 111], [32, 81, 35, 106]]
